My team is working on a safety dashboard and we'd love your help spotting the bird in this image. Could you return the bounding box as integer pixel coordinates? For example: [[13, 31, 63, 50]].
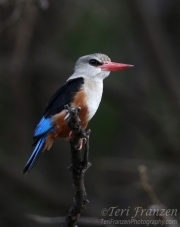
[[22, 53, 133, 174]]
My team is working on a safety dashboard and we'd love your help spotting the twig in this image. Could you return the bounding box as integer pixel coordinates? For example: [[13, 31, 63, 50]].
[[26, 214, 100, 226], [138, 165, 179, 227], [63, 105, 91, 227], [0, 0, 24, 33], [138, 165, 161, 205]]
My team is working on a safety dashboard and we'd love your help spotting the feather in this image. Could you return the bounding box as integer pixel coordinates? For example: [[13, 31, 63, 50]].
[[43, 77, 84, 118], [22, 135, 46, 174], [23, 77, 84, 173], [34, 117, 53, 137]]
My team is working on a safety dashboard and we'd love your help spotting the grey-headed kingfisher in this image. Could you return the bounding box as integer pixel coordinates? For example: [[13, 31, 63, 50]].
[[22, 53, 133, 174]]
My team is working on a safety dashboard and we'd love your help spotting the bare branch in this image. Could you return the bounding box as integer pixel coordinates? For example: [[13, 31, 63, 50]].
[[26, 214, 100, 226], [138, 165, 161, 205], [63, 105, 92, 227], [0, 0, 24, 33], [138, 165, 179, 227]]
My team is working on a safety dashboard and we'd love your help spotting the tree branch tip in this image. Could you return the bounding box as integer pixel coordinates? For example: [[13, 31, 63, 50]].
[[67, 164, 73, 172], [84, 198, 90, 203], [87, 129, 91, 135], [81, 163, 91, 174], [64, 112, 70, 120], [77, 107, 81, 112], [83, 161, 92, 168], [138, 164, 147, 173], [64, 104, 69, 110]]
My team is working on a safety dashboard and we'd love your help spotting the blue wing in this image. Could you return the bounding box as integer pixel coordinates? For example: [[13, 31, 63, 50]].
[[22, 77, 84, 174], [33, 77, 84, 138], [34, 117, 53, 137]]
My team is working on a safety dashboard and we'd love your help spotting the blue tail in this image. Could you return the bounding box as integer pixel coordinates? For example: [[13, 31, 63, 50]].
[[22, 134, 46, 174], [23, 116, 53, 174]]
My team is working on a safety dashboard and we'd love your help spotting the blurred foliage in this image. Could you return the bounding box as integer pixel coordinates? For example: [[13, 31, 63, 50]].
[[0, 0, 180, 226]]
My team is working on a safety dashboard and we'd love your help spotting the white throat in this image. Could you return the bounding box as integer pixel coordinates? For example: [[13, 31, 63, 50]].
[[83, 77, 103, 121]]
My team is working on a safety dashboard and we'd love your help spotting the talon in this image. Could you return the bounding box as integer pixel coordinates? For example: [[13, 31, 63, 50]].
[[77, 107, 81, 112], [83, 137, 87, 144], [69, 131, 73, 137], [75, 139, 83, 150], [64, 112, 70, 120]]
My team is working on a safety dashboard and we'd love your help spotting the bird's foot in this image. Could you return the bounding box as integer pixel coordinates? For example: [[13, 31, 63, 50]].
[[69, 131, 72, 138], [75, 138, 83, 150], [75, 136, 88, 150], [69, 131, 85, 150]]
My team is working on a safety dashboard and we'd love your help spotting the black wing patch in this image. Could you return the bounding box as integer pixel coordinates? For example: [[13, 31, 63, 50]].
[[43, 77, 84, 118]]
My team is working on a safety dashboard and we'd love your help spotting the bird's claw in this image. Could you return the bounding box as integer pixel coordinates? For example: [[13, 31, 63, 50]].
[[64, 105, 81, 128], [69, 131, 83, 150], [64, 112, 70, 120], [75, 138, 83, 150]]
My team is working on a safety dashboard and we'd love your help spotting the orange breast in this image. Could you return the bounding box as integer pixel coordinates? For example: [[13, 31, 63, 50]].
[[51, 88, 89, 139], [72, 88, 89, 127]]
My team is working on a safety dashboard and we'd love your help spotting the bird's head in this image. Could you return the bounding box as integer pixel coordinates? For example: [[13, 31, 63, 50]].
[[74, 53, 133, 81]]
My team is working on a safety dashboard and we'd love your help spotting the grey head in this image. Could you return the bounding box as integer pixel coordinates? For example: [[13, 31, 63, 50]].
[[69, 53, 133, 81], [72, 53, 111, 80]]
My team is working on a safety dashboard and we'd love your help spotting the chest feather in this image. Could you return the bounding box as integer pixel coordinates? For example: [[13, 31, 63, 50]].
[[83, 78, 103, 121]]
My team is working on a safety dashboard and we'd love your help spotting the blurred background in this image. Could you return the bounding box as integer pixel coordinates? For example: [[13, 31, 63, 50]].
[[0, 0, 180, 226]]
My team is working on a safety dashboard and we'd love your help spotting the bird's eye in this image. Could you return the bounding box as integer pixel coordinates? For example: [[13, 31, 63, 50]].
[[89, 59, 102, 66]]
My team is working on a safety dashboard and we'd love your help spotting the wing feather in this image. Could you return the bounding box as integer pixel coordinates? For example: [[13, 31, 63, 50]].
[[43, 77, 84, 118]]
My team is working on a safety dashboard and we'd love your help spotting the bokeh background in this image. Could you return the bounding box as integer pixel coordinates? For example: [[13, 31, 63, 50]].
[[0, 0, 180, 226]]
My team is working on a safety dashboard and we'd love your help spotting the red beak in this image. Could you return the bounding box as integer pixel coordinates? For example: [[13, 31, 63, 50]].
[[100, 62, 134, 71]]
